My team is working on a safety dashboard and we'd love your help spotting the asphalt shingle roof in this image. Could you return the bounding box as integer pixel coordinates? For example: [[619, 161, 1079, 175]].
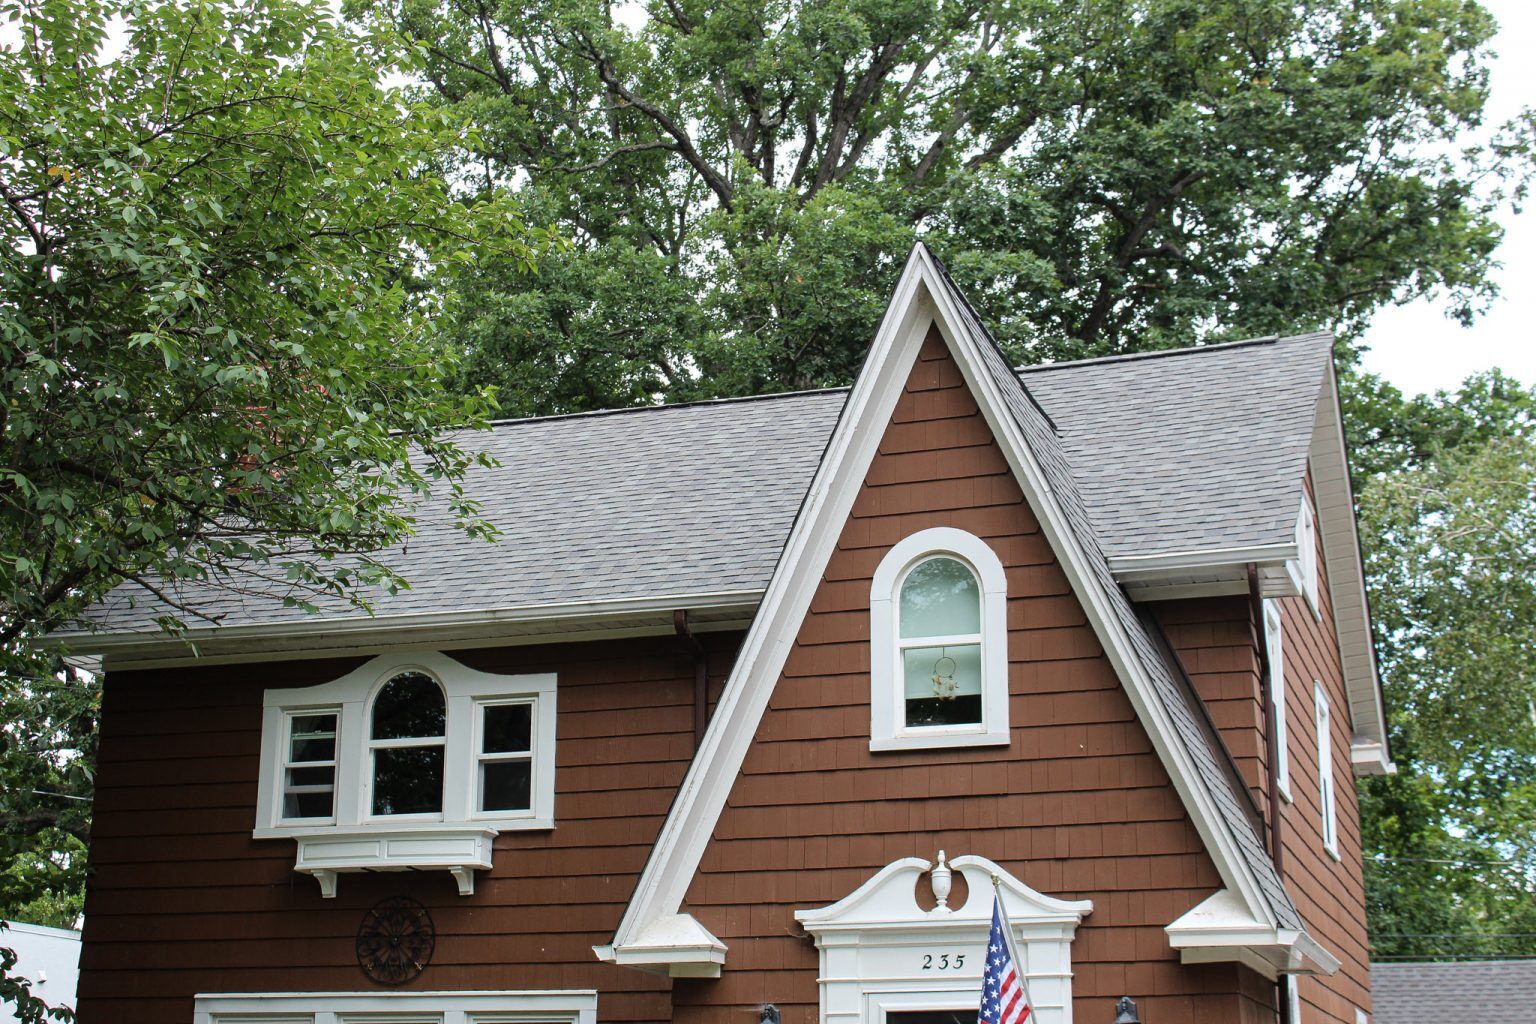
[[1022, 332, 1334, 560], [1373, 961, 1536, 1024], [67, 320, 1333, 638]]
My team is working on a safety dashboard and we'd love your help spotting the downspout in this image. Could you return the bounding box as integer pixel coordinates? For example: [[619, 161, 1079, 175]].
[[674, 610, 708, 747], [1248, 563, 1290, 1024]]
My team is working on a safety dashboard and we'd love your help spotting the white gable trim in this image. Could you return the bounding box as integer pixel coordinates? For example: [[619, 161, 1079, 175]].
[[597, 244, 1300, 975], [1309, 363, 1393, 775]]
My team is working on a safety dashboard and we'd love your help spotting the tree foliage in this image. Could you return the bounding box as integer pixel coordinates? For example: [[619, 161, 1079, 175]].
[[0, 0, 545, 1008], [351, 0, 1533, 412], [1352, 371, 1536, 959]]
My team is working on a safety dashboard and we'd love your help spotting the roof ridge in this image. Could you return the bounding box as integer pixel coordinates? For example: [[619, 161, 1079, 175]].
[[481, 385, 849, 429], [1018, 331, 1332, 373]]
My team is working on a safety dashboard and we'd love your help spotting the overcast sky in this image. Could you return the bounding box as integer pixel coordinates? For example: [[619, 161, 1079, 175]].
[[1357, 0, 1535, 397]]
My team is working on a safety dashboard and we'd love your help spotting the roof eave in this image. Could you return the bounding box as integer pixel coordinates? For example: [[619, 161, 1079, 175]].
[[47, 590, 763, 670]]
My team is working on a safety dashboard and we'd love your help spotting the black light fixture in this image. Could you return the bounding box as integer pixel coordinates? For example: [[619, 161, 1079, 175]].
[[1113, 996, 1142, 1023], [760, 1005, 781, 1024]]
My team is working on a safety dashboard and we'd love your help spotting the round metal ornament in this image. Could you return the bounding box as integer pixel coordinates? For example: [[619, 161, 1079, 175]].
[[356, 895, 435, 985]]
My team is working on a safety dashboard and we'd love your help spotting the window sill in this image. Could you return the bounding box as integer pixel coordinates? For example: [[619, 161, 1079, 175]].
[[282, 825, 501, 898], [870, 728, 1010, 753]]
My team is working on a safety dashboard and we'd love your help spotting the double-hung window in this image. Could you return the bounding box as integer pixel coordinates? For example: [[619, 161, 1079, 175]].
[[1316, 682, 1339, 858], [1263, 601, 1291, 801], [870, 527, 1009, 751], [282, 711, 338, 821], [476, 700, 535, 815]]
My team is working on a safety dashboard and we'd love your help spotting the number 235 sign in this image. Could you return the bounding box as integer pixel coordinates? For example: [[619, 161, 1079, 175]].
[[920, 953, 967, 971]]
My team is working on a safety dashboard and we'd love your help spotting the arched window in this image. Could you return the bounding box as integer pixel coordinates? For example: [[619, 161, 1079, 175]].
[[369, 671, 447, 816], [871, 528, 1009, 751], [899, 556, 984, 728]]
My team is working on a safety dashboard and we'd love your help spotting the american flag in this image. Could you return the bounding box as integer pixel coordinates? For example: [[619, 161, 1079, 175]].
[[979, 897, 1032, 1024]]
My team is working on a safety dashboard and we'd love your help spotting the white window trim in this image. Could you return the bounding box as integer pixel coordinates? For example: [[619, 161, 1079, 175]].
[[192, 989, 597, 1024], [1263, 601, 1291, 803], [869, 527, 1009, 752], [1294, 495, 1321, 618], [1315, 681, 1340, 860], [255, 651, 557, 896]]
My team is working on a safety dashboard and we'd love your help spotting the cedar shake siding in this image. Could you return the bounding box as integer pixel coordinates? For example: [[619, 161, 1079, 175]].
[[1275, 477, 1371, 1023], [673, 330, 1277, 1024], [78, 632, 740, 1024]]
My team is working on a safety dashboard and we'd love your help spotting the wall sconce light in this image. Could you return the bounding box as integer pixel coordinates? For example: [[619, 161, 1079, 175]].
[[1113, 996, 1141, 1023]]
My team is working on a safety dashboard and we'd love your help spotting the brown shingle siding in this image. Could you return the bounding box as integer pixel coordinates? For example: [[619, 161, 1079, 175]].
[[676, 331, 1257, 1023]]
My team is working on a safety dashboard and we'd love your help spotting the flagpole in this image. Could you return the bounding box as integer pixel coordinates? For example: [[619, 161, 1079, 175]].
[[991, 874, 1038, 1015]]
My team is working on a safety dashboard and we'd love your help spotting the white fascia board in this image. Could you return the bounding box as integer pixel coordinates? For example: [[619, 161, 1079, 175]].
[[1309, 363, 1393, 769], [1107, 542, 1297, 576], [594, 913, 727, 978], [1167, 890, 1341, 979], [1350, 738, 1396, 776], [50, 589, 762, 666], [603, 245, 941, 969], [602, 244, 1283, 975]]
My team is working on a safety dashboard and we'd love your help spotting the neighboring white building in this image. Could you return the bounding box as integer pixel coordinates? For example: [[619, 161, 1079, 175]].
[[1, 922, 80, 1024]]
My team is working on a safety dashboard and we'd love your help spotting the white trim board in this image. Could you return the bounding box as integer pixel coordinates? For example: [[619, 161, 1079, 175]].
[[192, 990, 598, 1024], [597, 242, 1322, 977]]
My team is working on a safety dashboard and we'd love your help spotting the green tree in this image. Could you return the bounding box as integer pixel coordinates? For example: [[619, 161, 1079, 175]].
[[350, 0, 1533, 411], [1353, 372, 1536, 959], [0, 0, 546, 1012]]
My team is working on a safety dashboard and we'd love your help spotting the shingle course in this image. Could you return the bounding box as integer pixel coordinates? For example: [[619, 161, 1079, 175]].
[[1374, 960, 1536, 1024], [68, 319, 1332, 637]]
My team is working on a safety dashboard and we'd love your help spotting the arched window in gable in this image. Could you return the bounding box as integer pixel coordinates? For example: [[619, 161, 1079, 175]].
[[871, 528, 1009, 751]]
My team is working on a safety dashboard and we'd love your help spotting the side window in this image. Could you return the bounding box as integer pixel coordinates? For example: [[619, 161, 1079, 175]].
[[477, 700, 535, 814], [369, 672, 447, 817], [1263, 601, 1291, 801], [870, 527, 1009, 751], [1316, 682, 1339, 858], [1297, 495, 1320, 616], [281, 711, 338, 822]]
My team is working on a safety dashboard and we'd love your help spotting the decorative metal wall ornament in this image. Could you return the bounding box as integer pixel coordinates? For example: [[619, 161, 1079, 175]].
[[356, 895, 435, 986]]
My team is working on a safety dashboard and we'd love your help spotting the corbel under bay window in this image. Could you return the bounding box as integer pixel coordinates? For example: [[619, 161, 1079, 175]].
[[870, 528, 1009, 751], [255, 651, 557, 897]]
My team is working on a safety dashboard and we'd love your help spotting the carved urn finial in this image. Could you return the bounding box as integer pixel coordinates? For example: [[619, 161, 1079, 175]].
[[930, 850, 953, 912]]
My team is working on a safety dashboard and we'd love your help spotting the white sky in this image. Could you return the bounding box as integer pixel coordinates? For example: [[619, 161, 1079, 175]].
[[1357, 0, 1536, 396]]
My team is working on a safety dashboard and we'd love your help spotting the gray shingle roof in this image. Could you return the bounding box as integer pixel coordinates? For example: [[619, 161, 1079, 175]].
[[67, 391, 846, 634], [1373, 960, 1536, 1024], [1022, 332, 1334, 560], [65, 315, 1333, 639], [928, 255, 1303, 934]]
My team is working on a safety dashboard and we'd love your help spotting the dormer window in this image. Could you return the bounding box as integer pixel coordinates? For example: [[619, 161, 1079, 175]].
[[871, 528, 1009, 751]]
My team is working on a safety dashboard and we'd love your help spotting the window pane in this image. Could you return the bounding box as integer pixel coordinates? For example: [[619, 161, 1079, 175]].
[[899, 557, 981, 638], [371, 672, 445, 740], [483, 703, 532, 754], [372, 746, 445, 815], [283, 765, 334, 819], [289, 713, 336, 762], [903, 643, 983, 727], [481, 759, 532, 812], [887, 1013, 973, 1024]]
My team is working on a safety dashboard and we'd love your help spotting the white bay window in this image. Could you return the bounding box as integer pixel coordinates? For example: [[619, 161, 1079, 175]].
[[255, 651, 557, 897]]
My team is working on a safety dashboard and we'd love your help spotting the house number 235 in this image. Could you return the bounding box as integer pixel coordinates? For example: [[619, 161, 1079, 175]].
[[921, 953, 965, 970]]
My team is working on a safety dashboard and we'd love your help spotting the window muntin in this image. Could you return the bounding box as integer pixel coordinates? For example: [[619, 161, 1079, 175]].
[[1316, 682, 1339, 857], [282, 711, 338, 821], [369, 672, 447, 817], [1263, 602, 1291, 801], [899, 556, 984, 729], [477, 700, 534, 814]]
